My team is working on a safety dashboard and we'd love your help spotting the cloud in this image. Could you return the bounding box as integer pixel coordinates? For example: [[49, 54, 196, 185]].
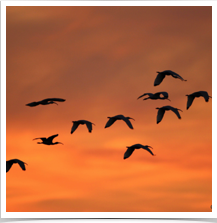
[[6, 6, 212, 212]]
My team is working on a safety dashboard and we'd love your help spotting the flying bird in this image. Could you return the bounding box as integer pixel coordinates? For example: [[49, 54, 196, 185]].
[[71, 120, 95, 134], [156, 105, 182, 124], [137, 91, 170, 101], [105, 114, 135, 129], [6, 159, 27, 173], [33, 134, 63, 145], [186, 91, 212, 110], [124, 144, 155, 159], [26, 98, 65, 107], [154, 70, 187, 86]]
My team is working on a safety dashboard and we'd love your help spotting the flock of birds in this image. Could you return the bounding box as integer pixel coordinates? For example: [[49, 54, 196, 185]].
[[6, 70, 211, 172]]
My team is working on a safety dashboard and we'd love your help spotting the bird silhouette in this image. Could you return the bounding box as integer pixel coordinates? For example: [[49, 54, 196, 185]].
[[156, 105, 183, 124], [124, 144, 155, 159], [33, 134, 63, 145], [186, 91, 212, 110], [71, 120, 95, 134], [6, 159, 27, 173], [154, 70, 187, 86], [26, 98, 65, 107], [137, 91, 171, 101], [105, 114, 135, 129]]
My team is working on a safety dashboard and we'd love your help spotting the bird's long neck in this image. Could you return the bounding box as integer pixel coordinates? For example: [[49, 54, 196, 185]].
[[54, 142, 63, 145]]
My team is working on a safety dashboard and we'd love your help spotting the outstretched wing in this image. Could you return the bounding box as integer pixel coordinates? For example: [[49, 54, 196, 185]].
[[157, 108, 165, 124], [186, 95, 195, 110], [105, 118, 117, 128], [169, 70, 186, 81], [6, 160, 14, 172], [17, 160, 27, 171], [141, 146, 155, 156], [71, 122, 79, 134], [33, 137, 46, 141], [26, 101, 40, 107], [170, 108, 182, 119], [159, 91, 169, 98], [199, 91, 210, 102], [154, 72, 166, 86], [43, 98, 66, 102], [48, 134, 59, 141], [123, 118, 134, 129], [85, 122, 93, 133], [124, 147, 135, 159]]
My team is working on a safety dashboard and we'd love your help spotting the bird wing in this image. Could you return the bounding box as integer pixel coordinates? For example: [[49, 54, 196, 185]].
[[71, 122, 79, 134], [140, 146, 155, 156], [137, 93, 153, 100], [105, 118, 117, 128], [6, 160, 14, 172], [187, 95, 195, 110], [170, 108, 182, 119], [158, 91, 169, 98], [199, 91, 210, 102], [123, 118, 134, 129], [169, 71, 186, 81], [124, 147, 135, 159], [17, 160, 27, 171], [157, 108, 165, 124], [42, 98, 66, 102], [48, 134, 59, 141], [85, 122, 93, 133], [33, 137, 46, 141], [154, 72, 166, 86], [26, 101, 40, 107]]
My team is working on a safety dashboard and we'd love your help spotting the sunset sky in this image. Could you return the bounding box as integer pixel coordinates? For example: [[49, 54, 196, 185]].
[[5, 5, 212, 213]]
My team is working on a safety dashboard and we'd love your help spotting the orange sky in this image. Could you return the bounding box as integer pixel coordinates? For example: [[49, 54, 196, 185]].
[[6, 6, 212, 212]]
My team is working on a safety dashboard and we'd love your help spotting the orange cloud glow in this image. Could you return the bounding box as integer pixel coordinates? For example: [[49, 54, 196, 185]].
[[6, 6, 212, 212]]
